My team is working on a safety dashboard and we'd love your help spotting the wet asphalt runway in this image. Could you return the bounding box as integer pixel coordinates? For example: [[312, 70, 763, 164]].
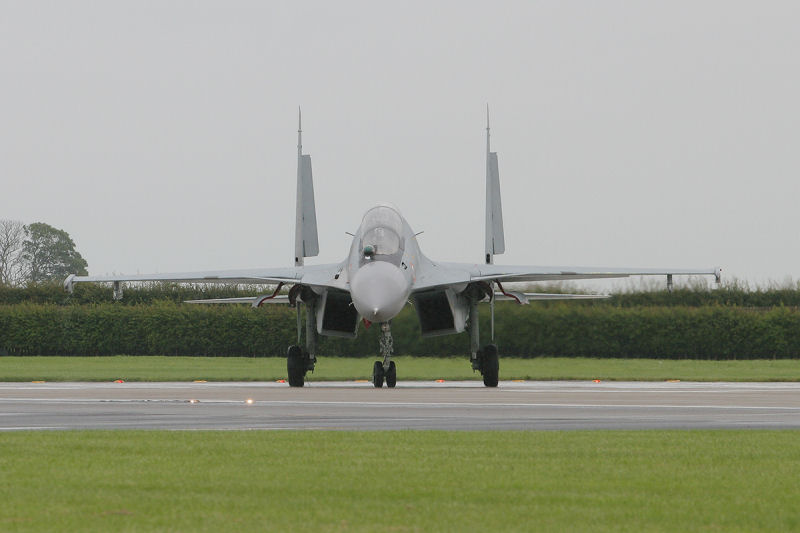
[[1, 380, 799, 431]]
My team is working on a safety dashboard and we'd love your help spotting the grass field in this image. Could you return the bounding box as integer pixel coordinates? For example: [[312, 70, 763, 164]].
[[0, 430, 798, 532], [1, 355, 799, 382]]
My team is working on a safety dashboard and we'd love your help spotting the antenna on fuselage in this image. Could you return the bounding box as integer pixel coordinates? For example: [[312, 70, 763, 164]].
[[295, 107, 319, 267], [484, 105, 505, 265]]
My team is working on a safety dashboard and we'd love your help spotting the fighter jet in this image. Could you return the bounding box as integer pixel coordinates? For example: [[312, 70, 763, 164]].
[[65, 110, 721, 387]]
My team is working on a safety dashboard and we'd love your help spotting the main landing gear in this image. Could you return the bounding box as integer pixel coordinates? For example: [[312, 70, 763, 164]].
[[467, 286, 500, 387], [372, 322, 397, 388], [287, 288, 317, 387], [472, 344, 499, 387], [287, 345, 315, 387]]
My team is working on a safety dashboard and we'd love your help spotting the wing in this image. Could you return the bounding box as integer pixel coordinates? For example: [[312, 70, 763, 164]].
[[467, 264, 722, 283], [412, 260, 721, 292], [64, 263, 346, 293]]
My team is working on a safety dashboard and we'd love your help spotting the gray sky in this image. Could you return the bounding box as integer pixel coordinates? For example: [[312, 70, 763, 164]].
[[2, 1, 798, 286]]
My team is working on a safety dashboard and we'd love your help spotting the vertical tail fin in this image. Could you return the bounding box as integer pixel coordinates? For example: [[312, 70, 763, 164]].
[[484, 107, 505, 265], [295, 108, 319, 266]]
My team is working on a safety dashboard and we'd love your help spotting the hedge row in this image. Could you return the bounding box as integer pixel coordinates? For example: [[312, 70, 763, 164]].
[[5, 282, 800, 308], [489, 304, 800, 359], [0, 303, 294, 357], [0, 283, 260, 306], [3, 302, 800, 359]]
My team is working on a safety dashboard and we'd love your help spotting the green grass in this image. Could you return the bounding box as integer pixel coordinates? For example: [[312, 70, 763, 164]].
[[1, 356, 799, 382], [1, 430, 799, 532]]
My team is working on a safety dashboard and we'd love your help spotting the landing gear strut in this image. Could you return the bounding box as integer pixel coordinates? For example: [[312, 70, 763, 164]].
[[468, 289, 500, 387], [373, 322, 397, 388], [286, 291, 317, 387]]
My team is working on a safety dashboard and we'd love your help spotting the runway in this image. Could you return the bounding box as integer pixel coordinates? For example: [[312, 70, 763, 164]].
[[1, 380, 800, 431]]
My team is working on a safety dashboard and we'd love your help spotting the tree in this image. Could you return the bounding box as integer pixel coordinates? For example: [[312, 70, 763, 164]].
[[21, 222, 88, 284], [0, 219, 26, 286]]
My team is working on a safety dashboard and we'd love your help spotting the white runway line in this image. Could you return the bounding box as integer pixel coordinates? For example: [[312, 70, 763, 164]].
[[3, 397, 800, 411], [0, 427, 66, 430]]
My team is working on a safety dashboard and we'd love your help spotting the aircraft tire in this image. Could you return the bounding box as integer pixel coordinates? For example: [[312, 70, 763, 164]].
[[372, 361, 385, 388], [385, 361, 397, 388], [482, 344, 499, 387], [287, 345, 305, 387]]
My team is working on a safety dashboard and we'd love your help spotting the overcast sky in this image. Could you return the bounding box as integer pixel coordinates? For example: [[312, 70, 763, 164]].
[[2, 1, 798, 287]]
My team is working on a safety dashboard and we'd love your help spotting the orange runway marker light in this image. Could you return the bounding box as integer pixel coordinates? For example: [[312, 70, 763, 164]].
[[512, 380, 525, 383], [667, 379, 681, 383], [193, 380, 207, 383], [354, 380, 369, 383], [435, 379, 446, 383], [31, 380, 46, 383], [114, 379, 125, 383], [276, 379, 286, 383], [188, 399, 199, 404], [592, 379, 602, 383]]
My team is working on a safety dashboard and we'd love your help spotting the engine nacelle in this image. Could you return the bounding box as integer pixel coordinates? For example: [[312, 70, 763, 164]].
[[315, 289, 359, 338], [411, 288, 468, 337]]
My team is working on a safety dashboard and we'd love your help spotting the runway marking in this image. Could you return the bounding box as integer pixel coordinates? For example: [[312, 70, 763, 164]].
[[5, 381, 800, 391], [0, 427, 65, 431], [259, 401, 800, 411], [2, 398, 799, 411], [503, 387, 800, 393]]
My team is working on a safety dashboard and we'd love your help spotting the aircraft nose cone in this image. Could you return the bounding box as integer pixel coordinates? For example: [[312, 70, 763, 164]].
[[350, 261, 409, 322]]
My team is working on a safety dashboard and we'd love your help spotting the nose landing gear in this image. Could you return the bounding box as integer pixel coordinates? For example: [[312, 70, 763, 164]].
[[372, 322, 397, 388], [372, 360, 397, 388]]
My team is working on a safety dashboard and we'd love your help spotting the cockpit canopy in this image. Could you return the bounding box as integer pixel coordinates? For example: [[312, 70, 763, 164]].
[[360, 205, 404, 261]]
